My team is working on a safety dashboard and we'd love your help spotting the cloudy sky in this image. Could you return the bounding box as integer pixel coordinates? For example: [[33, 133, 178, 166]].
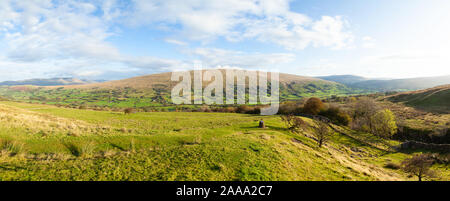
[[0, 0, 450, 81]]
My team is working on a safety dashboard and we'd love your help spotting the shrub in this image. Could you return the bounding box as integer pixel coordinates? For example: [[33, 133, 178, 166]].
[[124, 108, 135, 114], [0, 139, 24, 155], [278, 102, 303, 115], [224, 107, 237, 113], [198, 105, 212, 112], [80, 142, 97, 157], [281, 114, 306, 133], [236, 105, 252, 114], [246, 107, 261, 114], [370, 109, 397, 139], [319, 106, 352, 126]]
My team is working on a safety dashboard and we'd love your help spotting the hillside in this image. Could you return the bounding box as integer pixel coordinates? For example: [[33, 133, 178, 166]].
[[0, 70, 361, 108], [317, 75, 369, 84], [64, 69, 343, 89], [318, 75, 450, 92], [386, 85, 450, 113], [350, 75, 450, 91], [0, 78, 101, 86], [0, 101, 423, 181]]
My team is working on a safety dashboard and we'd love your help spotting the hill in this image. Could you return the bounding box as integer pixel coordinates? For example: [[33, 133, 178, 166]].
[[352, 75, 450, 91], [0, 70, 362, 108], [318, 75, 450, 92], [0, 101, 419, 181], [386, 85, 450, 113], [0, 78, 102, 86], [317, 75, 369, 84], [64, 69, 344, 90]]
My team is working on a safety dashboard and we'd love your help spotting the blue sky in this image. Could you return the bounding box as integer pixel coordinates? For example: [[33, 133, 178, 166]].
[[0, 0, 449, 81]]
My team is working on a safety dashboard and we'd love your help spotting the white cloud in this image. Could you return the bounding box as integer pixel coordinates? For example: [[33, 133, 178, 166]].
[[74, 70, 104, 77], [0, 0, 356, 81], [164, 39, 188, 46], [128, 0, 354, 50], [186, 48, 295, 68]]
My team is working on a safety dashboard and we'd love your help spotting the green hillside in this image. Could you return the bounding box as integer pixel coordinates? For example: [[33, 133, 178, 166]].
[[0, 70, 362, 109], [387, 85, 450, 113], [0, 101, 447, 181]]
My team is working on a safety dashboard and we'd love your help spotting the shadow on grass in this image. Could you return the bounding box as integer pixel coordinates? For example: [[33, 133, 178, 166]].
[[239, 125, 289, 132], [109, 143, 126, 151], [0, 164, 26, 171], [62, 142, 80, 157]]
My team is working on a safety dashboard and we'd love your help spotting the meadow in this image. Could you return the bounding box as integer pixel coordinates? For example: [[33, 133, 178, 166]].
[[0, 101, 447, 181]]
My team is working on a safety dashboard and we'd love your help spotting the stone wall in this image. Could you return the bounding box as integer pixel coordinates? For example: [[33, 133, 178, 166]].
[[399, 141, 450, 152]]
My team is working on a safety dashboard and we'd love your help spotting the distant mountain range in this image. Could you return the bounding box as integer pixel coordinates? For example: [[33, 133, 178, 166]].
[[318, 75, 450, 91], [0, 78, 104, 86]]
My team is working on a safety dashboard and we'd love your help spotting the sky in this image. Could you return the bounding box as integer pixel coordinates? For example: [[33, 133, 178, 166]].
[[0, 0, 450, 81]]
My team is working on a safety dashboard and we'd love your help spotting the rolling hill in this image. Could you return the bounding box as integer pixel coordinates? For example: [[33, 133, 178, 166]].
[[317, 75, 369, 85], [64, 69, 345, 90], [386, 84, 450, 113], [319, 75, 450, 92], [0, 70, 361, 108]]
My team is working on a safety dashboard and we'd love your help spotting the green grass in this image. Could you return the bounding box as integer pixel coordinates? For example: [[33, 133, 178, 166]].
[[0, 101, 447, 181]]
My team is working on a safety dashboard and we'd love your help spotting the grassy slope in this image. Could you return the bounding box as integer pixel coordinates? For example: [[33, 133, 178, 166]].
[[1, 101, 447, 181], [386, 85, 450, 113]]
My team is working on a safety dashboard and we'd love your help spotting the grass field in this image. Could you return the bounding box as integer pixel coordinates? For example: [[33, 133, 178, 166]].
[[0, 101, 448, 181]]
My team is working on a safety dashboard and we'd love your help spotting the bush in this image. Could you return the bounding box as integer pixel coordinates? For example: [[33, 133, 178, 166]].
[[281, 114, 306, 133], [224, 107, 237, 113], [370, 109, 397, 138], [0, 139, 24, 155], [245, 107, 261, 114], [124, 108, 135, 114], [319, 106, 352, 126], [278, 102, 303, 115], [80, 141, 97, 157], [236, 105, 252, 114], [197, 106, 212, 112]]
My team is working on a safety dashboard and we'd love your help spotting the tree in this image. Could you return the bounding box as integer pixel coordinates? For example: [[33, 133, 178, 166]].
[[401, 154, 437, 181], [313, 121, 333, 147], [319, 105, 352, 126], [303, 97, 325, 115], [370, 109, 397, 138], [281, 114, 306, 133], [351, 97, 379, 132]]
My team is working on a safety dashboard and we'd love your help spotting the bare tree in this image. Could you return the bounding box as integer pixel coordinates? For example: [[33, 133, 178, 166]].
[[313, 121, 333, 147], [281, 114, 306, 133], [352, 97, 379, 131], [401, 154, 438, 181]]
